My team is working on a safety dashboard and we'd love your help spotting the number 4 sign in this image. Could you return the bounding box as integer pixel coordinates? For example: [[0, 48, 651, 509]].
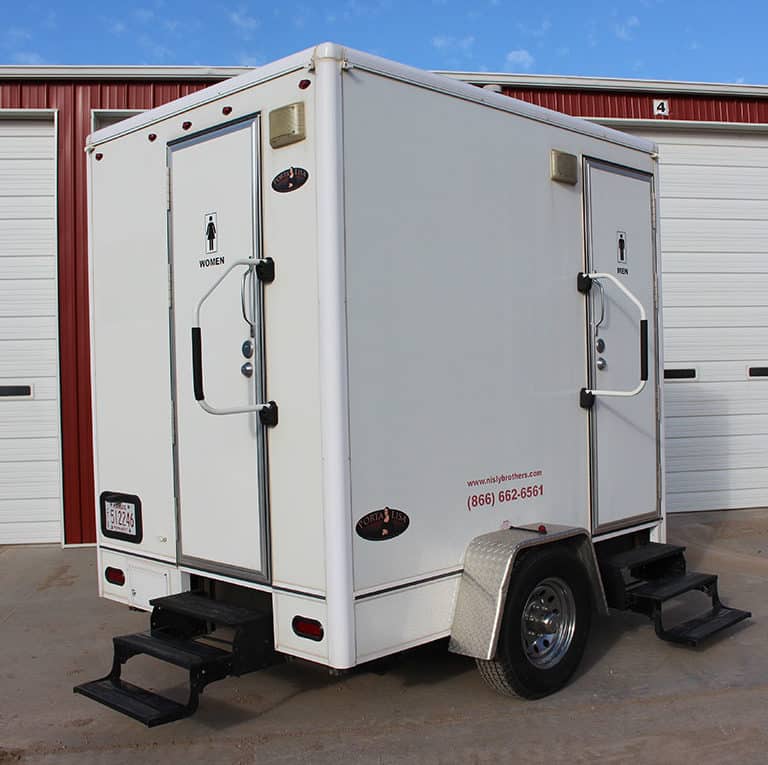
[[653, 99, 670, 117]]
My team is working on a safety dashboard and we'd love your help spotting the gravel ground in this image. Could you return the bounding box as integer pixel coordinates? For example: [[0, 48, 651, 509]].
[[0, 508, 765, 764]]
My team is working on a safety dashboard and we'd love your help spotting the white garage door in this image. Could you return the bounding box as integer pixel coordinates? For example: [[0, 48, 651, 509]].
[[0, 115, 62, 543], [631, 128, 768, 512]]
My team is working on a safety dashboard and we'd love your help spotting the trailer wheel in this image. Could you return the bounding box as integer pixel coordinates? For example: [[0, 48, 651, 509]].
[[476, 546, 591, 699]]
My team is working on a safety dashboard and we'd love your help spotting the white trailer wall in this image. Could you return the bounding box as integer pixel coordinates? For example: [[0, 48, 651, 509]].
[[0, 114, 62, 543], [632, 127, 768, 512]]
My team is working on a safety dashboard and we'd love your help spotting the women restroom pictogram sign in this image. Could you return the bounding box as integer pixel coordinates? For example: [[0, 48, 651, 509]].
[[205, 213, 218, 254]]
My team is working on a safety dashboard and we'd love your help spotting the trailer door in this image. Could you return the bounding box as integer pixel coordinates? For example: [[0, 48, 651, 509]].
[[584, 159, 660, 534], [168, 117, 270, 580]]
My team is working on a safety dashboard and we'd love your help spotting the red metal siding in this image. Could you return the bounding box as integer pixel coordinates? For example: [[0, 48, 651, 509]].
[[0, 80, 214, 543], [501, 87, 768, 123], [4, 74, 768, 545]]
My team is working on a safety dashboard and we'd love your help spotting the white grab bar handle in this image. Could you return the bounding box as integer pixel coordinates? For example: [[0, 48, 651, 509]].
[[578, 272, 649, 408], [191, 258, 277, 423]]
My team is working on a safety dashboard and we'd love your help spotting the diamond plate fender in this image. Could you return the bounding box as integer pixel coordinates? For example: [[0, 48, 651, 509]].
[[448, 525, 608, 660]]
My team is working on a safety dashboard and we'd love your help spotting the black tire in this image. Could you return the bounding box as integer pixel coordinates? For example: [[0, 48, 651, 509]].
[[476, 546, 592, 699]]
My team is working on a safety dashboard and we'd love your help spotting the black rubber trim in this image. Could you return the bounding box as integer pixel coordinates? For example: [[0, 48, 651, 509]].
[[640, 319, 649, 382], [191, 327, 204, 401], [354, 568, 464, 601], [664, 368, 696, 380], [749, 367, 768, 378], [0, 385, 31, 397]]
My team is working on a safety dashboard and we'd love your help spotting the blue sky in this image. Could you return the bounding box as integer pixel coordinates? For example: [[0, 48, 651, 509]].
[[0, 1, 764, 84]]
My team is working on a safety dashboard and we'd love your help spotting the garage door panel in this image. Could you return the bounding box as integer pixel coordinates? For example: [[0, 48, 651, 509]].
[[668, 467, 768, 494], [656, 143, 768, 167], [661, 219, 768, 253], [0, 159, 56, 194], [0, 256, 56, 280], [666, 360, 768, 381], [0, 461, 59, 500], [0, 400, 60, 437], [0, 116, 61, 542], [665, 414, 768, 439], [0, 136, 54, 160], [0, 521, 60, 544], [0, 340, 58, 377], [659, 164, 768, 200], [0, 316, 58, 340], [666, 434, 768, 472], [0, 437, 59, 462], [0, 219, 56, 257], [665, 327, 768, 361], [0, 196, 55, 220], [666, 489, 767, 513], [664, 273, 768, 307], [0, 280, 57, 317], [664, 382, 768, 416], [0, 120, 54, 137], [635, 130, 768, 148], [663, 198, 768, 220], [0, 497, 60, 523], [664, 306, 768, 328], [663, 254, 768, 275]]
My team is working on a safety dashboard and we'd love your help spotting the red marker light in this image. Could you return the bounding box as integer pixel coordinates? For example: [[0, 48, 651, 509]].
[[292, 616, 324, 641], [298, 79, 312, 90], [537, 524, 548, 534], [105, 567, 125, 586], [182, 121, 192, 130], [148, 133, 157, 142], [95, 153, 103, 161], [222, 106, 233, 115]]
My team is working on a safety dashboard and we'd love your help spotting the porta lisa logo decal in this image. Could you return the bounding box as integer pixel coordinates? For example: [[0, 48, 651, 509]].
[[355, 507, 410, 541]]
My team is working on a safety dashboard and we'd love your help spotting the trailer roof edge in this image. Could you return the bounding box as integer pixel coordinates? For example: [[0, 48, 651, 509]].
[[87, 43, 655, 156]]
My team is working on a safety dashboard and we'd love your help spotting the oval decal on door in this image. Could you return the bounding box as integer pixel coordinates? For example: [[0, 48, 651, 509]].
[[355, 507, 410, 541], [271, 166, 309, 193]]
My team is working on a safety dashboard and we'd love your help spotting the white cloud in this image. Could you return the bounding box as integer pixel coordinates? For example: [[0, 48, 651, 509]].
[[615, 15, 639, 40], [431, 35, 475, 53], [239, 53, 264, 67], [138, 35, 173, 62], [517, 19, 551, 37], [5, 27, 31, 45], [505, 48, 534, 70], [229, 7, 260, 37], [12, 51, 45, 64]]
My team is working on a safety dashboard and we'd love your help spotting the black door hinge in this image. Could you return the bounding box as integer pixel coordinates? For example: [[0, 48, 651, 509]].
[[256, 258, 275, 283]]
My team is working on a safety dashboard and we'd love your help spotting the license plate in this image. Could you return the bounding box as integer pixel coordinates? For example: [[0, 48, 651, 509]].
[[105, 500, 137, 536]]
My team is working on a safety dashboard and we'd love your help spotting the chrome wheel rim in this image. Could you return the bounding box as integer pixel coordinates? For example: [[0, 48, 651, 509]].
[[520, 577, 576, 669]]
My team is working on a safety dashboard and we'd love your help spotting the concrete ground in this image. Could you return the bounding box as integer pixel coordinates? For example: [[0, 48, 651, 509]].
[[1, 510, 766, 765]]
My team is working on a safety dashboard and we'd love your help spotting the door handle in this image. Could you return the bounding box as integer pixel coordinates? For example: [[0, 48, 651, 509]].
[[191, 259, 277, 424], [577, 271, 649, 409]]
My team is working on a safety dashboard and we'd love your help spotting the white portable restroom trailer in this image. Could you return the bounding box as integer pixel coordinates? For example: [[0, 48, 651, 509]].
[[75, 44, 750, 725]]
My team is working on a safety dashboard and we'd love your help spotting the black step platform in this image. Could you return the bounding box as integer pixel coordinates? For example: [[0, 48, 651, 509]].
[[596, 541, 751, 647], [113, 631, 233, 670], [74, 590, 275, 726], [661, 606, 751, 647], [74, 678, 190, 727], [150, 591, 265, 626]]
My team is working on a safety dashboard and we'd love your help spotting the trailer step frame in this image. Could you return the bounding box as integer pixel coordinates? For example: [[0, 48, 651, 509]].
[[74, 590, 275, 726]]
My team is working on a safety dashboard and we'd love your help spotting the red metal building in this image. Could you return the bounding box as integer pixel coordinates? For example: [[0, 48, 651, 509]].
[[0, 67, 246, 544], [2, 64, 768, 544]]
